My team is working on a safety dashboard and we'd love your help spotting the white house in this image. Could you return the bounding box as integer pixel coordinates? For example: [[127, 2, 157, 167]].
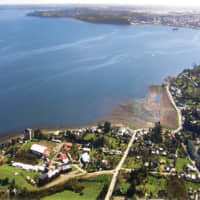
[[118, 127, 127, 136], [30, 144, 48, 157], [80, 152, 90, 164]]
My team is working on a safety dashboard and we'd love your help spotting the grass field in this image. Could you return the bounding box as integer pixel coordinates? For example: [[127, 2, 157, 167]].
[[159, 156, 174, 164], [83, 133, 96, 142], [20, 140, 57, 155], [42, 175, 112, 200], [144, 175, 166, 195], [116, 182, 131, 195], [20, 141, 36, 152], [0, 164, 39, 190], [184, 180, 200, 190], [175, 158, 190, 173], [123, 157, 143, 170]]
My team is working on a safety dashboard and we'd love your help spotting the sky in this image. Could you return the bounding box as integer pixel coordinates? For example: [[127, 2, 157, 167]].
[[0, 0, 200, 7]]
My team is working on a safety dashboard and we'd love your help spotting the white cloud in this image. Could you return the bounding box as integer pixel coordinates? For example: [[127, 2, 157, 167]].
[[1, 0, 200, 6]]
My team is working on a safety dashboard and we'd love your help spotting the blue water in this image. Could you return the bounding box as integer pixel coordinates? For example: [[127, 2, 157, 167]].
[[1, 9, 200, 135]]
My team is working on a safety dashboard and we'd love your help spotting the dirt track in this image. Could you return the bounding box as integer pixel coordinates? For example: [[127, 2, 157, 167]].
[[160, 87, 178, 129]]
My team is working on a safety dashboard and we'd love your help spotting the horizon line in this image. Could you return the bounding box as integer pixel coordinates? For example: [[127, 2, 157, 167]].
[[1, 3, 200, 8]]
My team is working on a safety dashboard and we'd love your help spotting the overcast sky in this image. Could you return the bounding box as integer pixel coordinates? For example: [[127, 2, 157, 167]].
[[1, 0, 200, 7]]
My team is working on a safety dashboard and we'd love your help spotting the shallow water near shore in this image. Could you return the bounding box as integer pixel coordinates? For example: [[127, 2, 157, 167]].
[[0, 8, 200, 135]]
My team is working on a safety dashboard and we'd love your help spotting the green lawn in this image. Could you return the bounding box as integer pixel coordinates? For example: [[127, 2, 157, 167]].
[[144, 175, 166, 195], [19, 141, 36, 152], [123, 157, 143, 170], [42, 175, 112, 200], [159, 156, 174, 164], [20, 140, 57, 153], [116, 182, 131, 195], [72, 165, 78, 172], [175, 158, 190, 173], [83, 133, 96, 142], [0, 164, 39, 190], [184, 180, 200, 190]]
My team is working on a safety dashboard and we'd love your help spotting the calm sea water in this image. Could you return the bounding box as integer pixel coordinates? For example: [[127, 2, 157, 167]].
[[0, 9, 200, 135]]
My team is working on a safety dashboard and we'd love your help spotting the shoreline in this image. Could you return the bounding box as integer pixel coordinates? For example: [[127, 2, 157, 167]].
[[0, 84, 176, 144], [28, 14, 200, 30]]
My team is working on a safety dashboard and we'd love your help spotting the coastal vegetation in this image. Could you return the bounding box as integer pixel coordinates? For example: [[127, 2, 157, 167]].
[[1, 64, 200, 199], [28, 6, 200, 29]]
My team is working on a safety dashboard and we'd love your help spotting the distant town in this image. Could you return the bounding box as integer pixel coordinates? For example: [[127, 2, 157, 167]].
[[28, 6, 200, 29], [1, 66, 200, 199]]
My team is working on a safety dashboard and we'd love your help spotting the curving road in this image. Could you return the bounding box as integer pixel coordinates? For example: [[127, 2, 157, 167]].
[[166, 84, 183, 134], [167, 84, 200, 176]]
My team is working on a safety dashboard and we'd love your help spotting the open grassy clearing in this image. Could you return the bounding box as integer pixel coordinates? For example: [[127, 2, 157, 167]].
[[83, 133, 96, 141], [123, 157, 143, 170], [175, 158, 190, 173], [0, 164, 40, 190], [184, 180, 200, 190], [42, 175, 112, 200], [144, 175, 166, 195]]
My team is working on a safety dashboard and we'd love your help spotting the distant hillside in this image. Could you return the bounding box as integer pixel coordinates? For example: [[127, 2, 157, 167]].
[[27, 9, 131, 25], [169, 65, 200, 107], [27, 7, 200, 29]]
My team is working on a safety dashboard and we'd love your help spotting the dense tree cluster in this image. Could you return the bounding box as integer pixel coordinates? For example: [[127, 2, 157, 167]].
[[150, 122, 162, 144]]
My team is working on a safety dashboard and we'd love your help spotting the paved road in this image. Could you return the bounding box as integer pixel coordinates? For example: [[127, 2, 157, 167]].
[[181, 143, 200, 176], [166, 84, 183, 134], [167, 84, 200, 176], [105, 130, 137, 200]]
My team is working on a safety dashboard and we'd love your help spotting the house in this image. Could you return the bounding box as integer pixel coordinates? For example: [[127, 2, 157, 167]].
[[51, 139, 61, 144], [63, 142, 73, 152], [159, 147, 164, 151], [144, 162, 149, 167], [30, 144, 49, 157], [118, 127, 127, 137], [165, 166, 171, 172], [111, 129, 117, 135], [80, 152, 90, 169], [24, 128, 32, 140], [102, 147, 109, 154], [102, 160, 108, 169], [39, 169, 60, 186], [61, 164, 72, 173], [124, 131, 132, 137], [191, 174, 196, 180], [11, 161, 41, 172], [144, 140, 152, 147], [168, 153, 177, 159], [187, 164, 196, 172], [54, 153, 69, 164], [156, 150, 160, 155], [152, 162, 158, 170], [53, 131, 60, 136], [171, 168, 176, 173], [82, 147, 91, 153], [74, 129, 84, 136], [162, 152, 167, 156], [110, 150, 122, 155]]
